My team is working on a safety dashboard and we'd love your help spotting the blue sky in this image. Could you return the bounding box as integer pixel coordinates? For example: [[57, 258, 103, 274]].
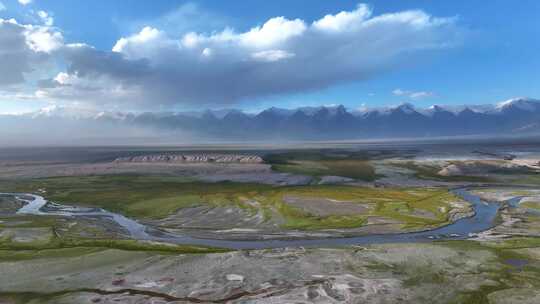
[[0, 0, 539, 113]]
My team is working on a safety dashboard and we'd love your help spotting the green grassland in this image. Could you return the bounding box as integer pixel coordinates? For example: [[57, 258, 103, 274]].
[[512, 174, 540, 185], [0, 175, 467, 231], [0, 224, 228, 256], [0, 175, 271, 219], [521, 201, 540, 211], [264, 150, 383, 181], [258, 185, 464, 230], [0, 213, 227, 255]]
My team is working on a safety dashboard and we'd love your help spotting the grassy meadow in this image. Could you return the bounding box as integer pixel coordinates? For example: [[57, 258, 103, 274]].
[[1, 174, 467, 231]]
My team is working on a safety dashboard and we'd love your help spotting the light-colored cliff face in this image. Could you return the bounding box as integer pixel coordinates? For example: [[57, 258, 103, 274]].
[[114, 154, 264, 164]]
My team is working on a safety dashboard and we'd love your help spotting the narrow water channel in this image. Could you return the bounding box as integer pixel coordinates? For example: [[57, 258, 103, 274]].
[[4, 188, 503, 250]]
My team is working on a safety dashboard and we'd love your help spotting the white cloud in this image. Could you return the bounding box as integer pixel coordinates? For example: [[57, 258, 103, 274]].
[[112, 26, 162, 53], [53, 72, 72, 85], [409, 91, 434, 99], [18, 0, 32, 5], [313, 3, 372, 32], [0, 18, 62, 87], [240, 17, 306, 48], [37, 10, 54, 26], [393, 89, 434, 100], [24, 25, 63, 52], [392, 89, 407, 96], [3, 3, 461, 110], [0, 2, 6, 11], [53, 3, 458, 109]]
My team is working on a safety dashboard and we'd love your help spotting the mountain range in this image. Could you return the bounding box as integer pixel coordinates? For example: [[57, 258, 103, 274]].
[[2, 97, 540, 143]]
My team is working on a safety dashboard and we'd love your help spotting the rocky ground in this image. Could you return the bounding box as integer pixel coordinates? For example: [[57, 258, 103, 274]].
[[114, 153, 264, 164], [0, 241, 539, 304]]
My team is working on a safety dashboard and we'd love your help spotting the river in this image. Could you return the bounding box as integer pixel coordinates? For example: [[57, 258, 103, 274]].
[[4, 189, 504, 249]]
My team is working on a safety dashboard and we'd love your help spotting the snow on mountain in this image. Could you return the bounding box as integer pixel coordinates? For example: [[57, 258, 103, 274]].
[[19, 97, 540, 122], [262, 107, 296, 117], [424, 105, 450, 116], [496, 97, 540, 112], [26, 105, 105, 119], [393, 103, 417, 114], [3, 96, 540, 141]]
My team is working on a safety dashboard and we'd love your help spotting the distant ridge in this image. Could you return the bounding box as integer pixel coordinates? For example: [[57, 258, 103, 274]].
[[3, 97, 540, 141]]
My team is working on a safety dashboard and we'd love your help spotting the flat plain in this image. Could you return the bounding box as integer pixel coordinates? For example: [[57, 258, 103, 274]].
[[1, 140, 540, 303]]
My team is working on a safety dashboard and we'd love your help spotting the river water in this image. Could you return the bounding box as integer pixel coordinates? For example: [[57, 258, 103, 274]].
[[4, 189, 503, 249]]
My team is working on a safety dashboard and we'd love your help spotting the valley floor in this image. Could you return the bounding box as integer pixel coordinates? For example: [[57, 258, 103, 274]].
[[1, 142, 540, 303]]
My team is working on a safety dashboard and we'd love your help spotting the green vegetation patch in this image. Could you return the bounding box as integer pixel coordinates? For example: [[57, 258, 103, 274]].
[[256, 185, 464, 230], [521, 201, 540, 211], [0, 234, 228, 255], [442, 238, 540, 303], [0, 175, 466, 231], [480, 237, 540, 250], [0, 247, 104, 262], [0, 215, 59, 228], [264, 150, 382, 181], [0, 175, 271, 219], [512, 174, 540, 185]]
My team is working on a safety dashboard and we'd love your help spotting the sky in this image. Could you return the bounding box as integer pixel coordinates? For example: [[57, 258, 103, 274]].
[[0, 0, 539, 114]]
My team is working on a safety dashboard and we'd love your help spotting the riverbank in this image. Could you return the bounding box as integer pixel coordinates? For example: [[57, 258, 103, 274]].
[[0, 187, 498, 250]]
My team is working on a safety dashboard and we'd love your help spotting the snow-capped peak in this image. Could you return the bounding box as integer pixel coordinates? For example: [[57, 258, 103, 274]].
[[429, 105, 444, 111], [394, 102, 416, 114], [29, 105, 100, 119], [496, 97, 539, 112], [258, 107, 294, 118], [423, 105, 451, 116]]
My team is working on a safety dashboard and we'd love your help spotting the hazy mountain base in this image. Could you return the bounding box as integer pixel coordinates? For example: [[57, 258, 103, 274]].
[[2, 98, 540, 144]]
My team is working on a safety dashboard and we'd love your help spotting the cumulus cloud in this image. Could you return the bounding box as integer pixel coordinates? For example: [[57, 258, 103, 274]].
[[393, 89, 435, 100], [18, 0, 32, 5], [5, 3, 461, 110], [0, 18, 62, 87], [313, 3, 372, 32], [36, 10, 54, 26], [240, 16, 306, 48]]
